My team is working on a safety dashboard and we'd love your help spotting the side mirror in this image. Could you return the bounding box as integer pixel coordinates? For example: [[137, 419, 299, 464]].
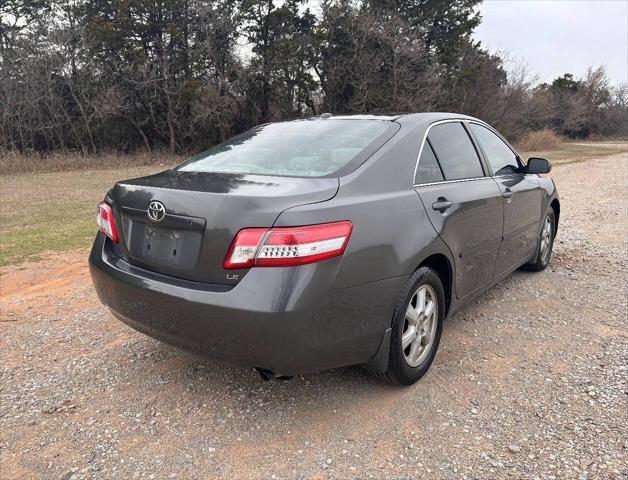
[[527, 157, 552, 174]]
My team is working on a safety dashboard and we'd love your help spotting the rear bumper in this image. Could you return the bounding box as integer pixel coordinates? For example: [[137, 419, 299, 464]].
[[89, 233, 404, 376]]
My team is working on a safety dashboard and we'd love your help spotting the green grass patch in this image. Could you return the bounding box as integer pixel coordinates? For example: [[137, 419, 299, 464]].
[[0, 166, 169, 267]]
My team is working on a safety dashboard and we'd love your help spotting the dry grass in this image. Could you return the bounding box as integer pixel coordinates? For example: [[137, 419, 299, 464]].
[[520, 140, 628, 165], [584, 133, 628, 142], [0, 151, 183, 175], [515, 129, 562, 152], [1, 141, 627, 267]]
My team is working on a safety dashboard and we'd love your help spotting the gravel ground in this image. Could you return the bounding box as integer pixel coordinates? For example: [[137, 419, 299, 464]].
[[1, 150, 627, 479]]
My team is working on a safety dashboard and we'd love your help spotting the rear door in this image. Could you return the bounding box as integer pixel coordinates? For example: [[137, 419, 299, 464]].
[[414, 121, 504, 299], [467, 123, 543, 274]]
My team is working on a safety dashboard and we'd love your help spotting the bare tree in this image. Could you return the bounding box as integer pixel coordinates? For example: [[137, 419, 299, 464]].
[[1, 0, 626, 157]]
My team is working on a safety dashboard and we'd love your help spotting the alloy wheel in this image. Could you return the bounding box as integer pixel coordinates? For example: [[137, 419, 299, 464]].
[[401, 285, 438, 367], [540, 215, 553, 262]]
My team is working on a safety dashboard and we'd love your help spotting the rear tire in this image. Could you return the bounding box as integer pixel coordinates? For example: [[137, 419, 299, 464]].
[[522, 209, 556, 272], [377, 267, 445, 385]]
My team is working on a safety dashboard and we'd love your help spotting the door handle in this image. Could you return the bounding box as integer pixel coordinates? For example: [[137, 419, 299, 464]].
[[502, 189, 513, 199], [432, 199, 453, 211]]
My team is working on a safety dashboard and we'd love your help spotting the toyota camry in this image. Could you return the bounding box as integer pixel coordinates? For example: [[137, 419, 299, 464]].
[[89, 113, 559, 384]]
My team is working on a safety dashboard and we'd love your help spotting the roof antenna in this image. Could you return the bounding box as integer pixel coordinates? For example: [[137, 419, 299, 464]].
[[320, 113, 332, 119]]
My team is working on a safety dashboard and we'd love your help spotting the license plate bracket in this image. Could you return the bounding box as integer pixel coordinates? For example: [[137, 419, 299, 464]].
[[125, 221, 203, 270]]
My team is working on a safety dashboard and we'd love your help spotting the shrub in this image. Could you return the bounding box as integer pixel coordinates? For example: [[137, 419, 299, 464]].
[[515, 129, 562, 151]]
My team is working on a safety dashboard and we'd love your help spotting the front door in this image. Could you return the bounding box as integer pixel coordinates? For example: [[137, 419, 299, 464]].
[[467, 123, 543, 274], [414, 122, 504, 299]]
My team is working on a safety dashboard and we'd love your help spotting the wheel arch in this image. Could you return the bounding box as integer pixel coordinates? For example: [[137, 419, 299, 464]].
[[368, 251, 454, 375], [416, 253, 453, 316]]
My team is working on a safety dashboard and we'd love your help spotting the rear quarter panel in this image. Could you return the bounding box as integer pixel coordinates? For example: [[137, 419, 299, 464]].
[[275, 121, 454, 290]]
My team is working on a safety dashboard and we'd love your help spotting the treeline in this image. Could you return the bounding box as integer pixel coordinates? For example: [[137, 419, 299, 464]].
[[1, 0, 626, 156]]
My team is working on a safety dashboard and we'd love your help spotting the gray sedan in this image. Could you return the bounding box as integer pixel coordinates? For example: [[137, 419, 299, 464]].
[[89, 113, 559, 384]]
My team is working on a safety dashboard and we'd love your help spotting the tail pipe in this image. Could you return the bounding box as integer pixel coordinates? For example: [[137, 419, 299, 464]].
[[255, 367, 276, 381], [254, 368, 293, 381]]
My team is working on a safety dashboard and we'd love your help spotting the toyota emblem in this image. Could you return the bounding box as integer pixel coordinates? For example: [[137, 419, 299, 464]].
[[147, 201, 166, 222]]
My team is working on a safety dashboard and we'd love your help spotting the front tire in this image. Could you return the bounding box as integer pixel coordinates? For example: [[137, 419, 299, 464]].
[[523, 209, 556, 272], [378, 267, 445, 385]]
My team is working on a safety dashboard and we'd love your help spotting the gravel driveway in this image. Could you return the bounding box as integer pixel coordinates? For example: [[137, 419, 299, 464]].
[[1, 151, 627, 479]]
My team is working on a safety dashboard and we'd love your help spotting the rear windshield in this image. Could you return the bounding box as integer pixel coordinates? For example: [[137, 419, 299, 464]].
[[176, 119, 395, 177]]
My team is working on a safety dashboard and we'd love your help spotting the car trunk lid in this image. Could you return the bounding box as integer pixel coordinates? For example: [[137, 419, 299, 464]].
[[110, 170, 339, 285]]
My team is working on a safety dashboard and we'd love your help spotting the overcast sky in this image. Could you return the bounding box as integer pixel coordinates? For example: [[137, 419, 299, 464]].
[[473, 0, 628, 85]]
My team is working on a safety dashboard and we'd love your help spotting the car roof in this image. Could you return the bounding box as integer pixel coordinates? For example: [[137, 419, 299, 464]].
[[315, 112, 482, 125], [323, 113, 409, 121]]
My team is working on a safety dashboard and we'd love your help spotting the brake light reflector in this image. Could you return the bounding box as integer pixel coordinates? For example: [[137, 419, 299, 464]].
[[96, 202, 119, 243], [224, 221, 352, 269]]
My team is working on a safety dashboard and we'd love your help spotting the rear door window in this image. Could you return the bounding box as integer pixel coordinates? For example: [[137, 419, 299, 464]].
[[414, 141, 444, 184], [469, 123, 521, 175], [427, 123, 484, 180]]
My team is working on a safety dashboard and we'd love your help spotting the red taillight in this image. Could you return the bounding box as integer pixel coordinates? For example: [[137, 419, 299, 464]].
[[96, 202, 119, 243], [224, 221, 352, 269], [223, 228, 268, 269]]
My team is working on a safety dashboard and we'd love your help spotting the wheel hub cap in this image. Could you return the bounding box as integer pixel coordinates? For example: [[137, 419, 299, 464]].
[[402, 285, 438, 367]]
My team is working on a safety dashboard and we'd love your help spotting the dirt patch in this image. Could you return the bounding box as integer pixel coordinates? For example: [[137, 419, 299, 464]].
[[0, 249, 92, 319]]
